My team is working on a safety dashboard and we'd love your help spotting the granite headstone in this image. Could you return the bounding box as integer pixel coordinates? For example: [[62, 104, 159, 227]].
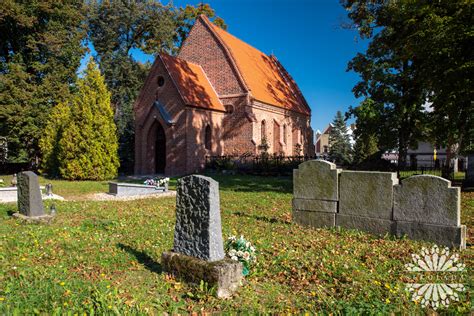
[[173, 175, 225, 261], [17, 171, 44, 217], [163, 175, 242, 298]]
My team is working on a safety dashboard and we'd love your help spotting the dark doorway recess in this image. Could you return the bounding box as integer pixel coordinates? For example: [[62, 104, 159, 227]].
[[155, 122, 166, 174]]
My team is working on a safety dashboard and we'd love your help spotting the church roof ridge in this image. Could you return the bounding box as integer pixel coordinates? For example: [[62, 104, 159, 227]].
[[198, 15, 310, 115]]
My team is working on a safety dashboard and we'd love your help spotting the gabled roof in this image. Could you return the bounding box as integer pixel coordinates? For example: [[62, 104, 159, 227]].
[[202, 16, 311, 115], [160, 54, 224, 112]]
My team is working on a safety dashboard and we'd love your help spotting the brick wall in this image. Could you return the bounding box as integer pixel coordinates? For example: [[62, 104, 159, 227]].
[[134, 19, 314, 176], [134, 57, 187, 176], [178, 18, 246, 96], [185, 107, 225, 173], [251, 101, 312, 156], [221, 96, 255, 155]]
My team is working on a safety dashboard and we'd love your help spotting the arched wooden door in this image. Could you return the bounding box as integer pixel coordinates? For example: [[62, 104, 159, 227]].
[[155, 122, 166, 174]]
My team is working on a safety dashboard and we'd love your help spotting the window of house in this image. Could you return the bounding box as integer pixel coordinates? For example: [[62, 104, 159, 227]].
[[157, 76, 165, 87], [261, 120, 266, 140], [225, 104, 234, 114], [205, 125, 211, 150], [283, 124, 287, 144], [324, 145, 328, 153]]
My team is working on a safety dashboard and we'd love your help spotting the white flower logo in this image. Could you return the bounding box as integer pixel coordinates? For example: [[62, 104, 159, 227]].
[[405, 245, 466, 310], [405, 245, 465, 272]]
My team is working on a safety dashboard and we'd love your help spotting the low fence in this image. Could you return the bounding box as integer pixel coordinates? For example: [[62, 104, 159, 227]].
[[205, 155, 317, 176], [206, 155, 464, 181]]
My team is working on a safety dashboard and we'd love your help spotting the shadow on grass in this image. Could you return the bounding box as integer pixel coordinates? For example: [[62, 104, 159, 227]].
[[232, 211, 291, 225], [462, 186, 474, 193], [0, 203, 17, 217], [117, 243, 163, 274], [204, 173, 293, 193]]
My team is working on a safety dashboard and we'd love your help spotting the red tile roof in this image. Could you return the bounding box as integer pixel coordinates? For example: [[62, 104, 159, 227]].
[[202, 16, 310, 115], [160, 53, 224, 112]]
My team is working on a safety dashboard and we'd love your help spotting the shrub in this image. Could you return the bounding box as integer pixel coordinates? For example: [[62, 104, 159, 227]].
[[40, 60, 119, 180]]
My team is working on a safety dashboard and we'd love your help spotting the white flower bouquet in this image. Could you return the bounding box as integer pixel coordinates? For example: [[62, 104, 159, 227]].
[[144, 177, 169, 188], [225, 235, 256, 276]]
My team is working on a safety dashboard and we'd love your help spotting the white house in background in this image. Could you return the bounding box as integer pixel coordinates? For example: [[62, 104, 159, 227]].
[[315, 123, 356, 155], [382, 142, 465, 171], [406, 142, 446, 166]]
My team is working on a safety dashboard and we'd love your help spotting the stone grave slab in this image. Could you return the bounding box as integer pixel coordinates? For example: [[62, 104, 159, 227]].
[[339, 171, 398, 220], [394, 175, 460, 226], [293, 209, 335, 228], [293, 160, 340, 201], [336, 214, 395, 236], [395, 221, 466, 249]]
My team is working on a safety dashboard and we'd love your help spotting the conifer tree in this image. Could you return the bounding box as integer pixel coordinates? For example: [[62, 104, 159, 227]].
[[39, 102, 71, 177], [353, 133, 379, 164], [328, 111, 353, 165], [41, 60, 119, 180]]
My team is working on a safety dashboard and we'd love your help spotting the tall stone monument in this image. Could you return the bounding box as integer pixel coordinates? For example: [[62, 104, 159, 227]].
[[13, 171, 53, 222], [161, 175, 242, 298]]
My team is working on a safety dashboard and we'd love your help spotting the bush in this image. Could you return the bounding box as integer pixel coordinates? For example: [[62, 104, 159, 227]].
[[40, 60, 119, 180]]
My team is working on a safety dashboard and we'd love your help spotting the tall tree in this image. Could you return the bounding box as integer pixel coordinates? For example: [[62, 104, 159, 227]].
[[328, 111, 353, 165], [349, 99, 379, 164], [343, 1, 427, 168], [41, 60, 119, 180], [0, 1, 86, 164], [175, 3, 227, 47], [342, 0, 473, 167], [87, 1, 227, 173], [402, 2, 473, 158], [87, 0, 177, 173]]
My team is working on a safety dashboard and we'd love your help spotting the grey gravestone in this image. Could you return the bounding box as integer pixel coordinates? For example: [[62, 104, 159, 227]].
[[293, 199, 337, 213], [395, 221, 466, 250], [17, 171, 44, 217], [292, 160, 339, 228], [336, 214, 395, 236], [45, 183, 53, 196], [173, 175, 224, 261], [293, 209, 335, 228], [339, 171, 398, 219], [163, 175, 242, 298], [293, 160, 339, 200], [393, 175, 460, 226]]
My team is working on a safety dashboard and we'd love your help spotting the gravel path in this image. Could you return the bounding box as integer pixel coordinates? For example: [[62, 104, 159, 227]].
[[86, 191, 176, 201]]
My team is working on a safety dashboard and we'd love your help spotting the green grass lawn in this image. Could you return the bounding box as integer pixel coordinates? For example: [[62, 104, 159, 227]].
[[0, 174, 472, 314]]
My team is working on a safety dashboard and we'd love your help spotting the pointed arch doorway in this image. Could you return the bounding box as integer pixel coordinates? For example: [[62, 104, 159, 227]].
[[154, 122, 166, 174]]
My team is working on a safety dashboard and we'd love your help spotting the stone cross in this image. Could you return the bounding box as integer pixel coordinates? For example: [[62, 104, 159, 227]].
[[17, 171, 45, 217], [173, 175, 225, 261]]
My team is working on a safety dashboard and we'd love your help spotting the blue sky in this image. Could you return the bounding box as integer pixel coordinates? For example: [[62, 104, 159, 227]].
[[81, 0, 368, 133]]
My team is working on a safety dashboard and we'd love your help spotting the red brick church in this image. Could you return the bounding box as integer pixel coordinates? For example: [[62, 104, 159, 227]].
[[134, 15, 313, 176]]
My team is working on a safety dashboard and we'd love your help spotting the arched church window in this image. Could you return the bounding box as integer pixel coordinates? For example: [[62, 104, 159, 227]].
[[261, 120, 266, 140], [205, 125, 211, 150], [225, 104, 234, 114], [157, 75, 165, 87], [283, 124, 287, 144]]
